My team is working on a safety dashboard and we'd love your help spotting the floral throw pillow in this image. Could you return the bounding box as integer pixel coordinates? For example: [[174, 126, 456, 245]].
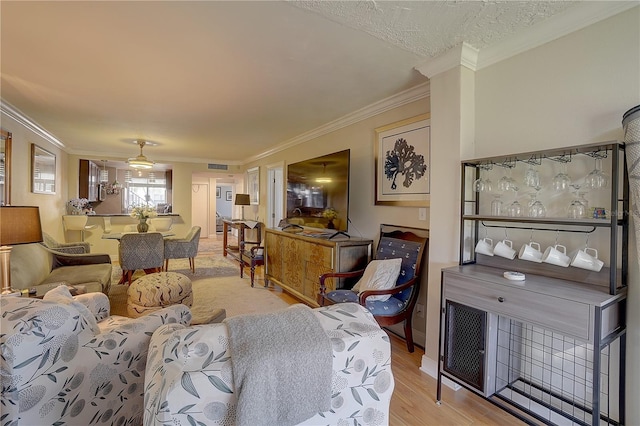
[[352, 258, 402, 302]]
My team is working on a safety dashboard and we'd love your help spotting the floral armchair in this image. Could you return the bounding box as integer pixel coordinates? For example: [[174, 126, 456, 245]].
[[0, 287, 192, 425], [144, 303, 393, 425]]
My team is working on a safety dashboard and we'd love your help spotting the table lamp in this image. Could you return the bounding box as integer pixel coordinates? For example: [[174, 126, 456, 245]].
[[0, 206, 43, 295], [234, 194, 251, 220]]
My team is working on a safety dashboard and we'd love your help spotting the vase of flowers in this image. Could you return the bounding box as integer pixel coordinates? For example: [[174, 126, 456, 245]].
[[322, 207, 338, 229], [130, 205, 158, 233], [68, 198, 89, 215]]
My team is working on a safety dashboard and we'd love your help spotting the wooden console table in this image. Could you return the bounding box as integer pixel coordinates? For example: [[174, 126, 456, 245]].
[[222, 220, 262, 264], [265, 228, 372, 306]]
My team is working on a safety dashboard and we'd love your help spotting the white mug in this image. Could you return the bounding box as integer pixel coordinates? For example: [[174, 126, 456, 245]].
[[542, 244, 570, 267], [494, 239, 516, 260], [570, 247, 604, 272], [475, 237, 494, 256], [519, 242, 543, 263]]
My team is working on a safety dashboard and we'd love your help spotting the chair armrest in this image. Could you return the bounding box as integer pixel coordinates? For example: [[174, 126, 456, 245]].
[[319, 269, 365, 295], [250, 246, 264, 256], [50, 249, 112, 269], [358, 276, 418, 305], [43, 242, 90, 254], [74, 292, 111, 322]]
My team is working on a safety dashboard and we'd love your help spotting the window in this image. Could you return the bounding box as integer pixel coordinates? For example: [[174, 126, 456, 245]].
[[124, 171, 167, 211]]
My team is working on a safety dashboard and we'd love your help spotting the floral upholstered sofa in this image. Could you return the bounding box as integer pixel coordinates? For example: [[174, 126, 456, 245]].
[[144, 303, 394, 425], [0, 287, 191, 425]]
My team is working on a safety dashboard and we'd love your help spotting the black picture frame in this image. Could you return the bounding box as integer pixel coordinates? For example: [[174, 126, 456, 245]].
[[216, 187, 221, 198], [226, 191, 232, 201]]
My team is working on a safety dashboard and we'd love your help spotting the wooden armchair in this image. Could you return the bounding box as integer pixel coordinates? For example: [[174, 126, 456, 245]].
[[240, 242, 264, 287], [318, 224, 428, 352]]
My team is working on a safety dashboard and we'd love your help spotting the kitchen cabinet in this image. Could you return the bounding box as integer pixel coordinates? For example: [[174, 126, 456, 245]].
[[79, 159, 100, 202]]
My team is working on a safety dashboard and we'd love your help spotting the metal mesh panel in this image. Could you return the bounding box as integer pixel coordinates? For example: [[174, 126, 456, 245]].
[[493, 316, 619, 426], [444, 301, 486, 391]]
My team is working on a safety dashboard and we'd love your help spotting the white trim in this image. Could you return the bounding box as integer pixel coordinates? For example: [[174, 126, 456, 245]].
[[421, 355, 461, 391], [415, 42, 479, 79], [246, 81, 430, 163], [1, 101, 65, 149], [477, 1, 637, 69]]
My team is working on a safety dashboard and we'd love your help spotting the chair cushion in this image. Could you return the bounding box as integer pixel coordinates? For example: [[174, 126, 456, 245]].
[[325, 290, 405, 316], [351, 258, 402, 302]]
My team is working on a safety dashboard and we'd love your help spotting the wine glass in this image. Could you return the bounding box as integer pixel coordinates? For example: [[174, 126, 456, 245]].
[[523, 164, 540, 188], [491, 194, 503, 216], [567, 184, 587, 218], [552, 162, 571, 191], [584, 158, 609, 190], [527, 186, 546, 218], [497, 168, 516, 192], [473, 175, 493, 193], [505, 186, 523, 217]]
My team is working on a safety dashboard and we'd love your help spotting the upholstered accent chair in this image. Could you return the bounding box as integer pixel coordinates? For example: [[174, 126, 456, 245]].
[[318, 224, 429, 352], [163, 226, 201, 273], [42, 232, 90, 254], [118, 232, 165, 284], [0, 286, 191, 425]]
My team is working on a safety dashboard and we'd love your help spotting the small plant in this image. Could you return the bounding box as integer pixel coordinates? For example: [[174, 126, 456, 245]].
[[129, 205, 158, 220], [322, 207, 338, 220], [68, 198, 89, 209]]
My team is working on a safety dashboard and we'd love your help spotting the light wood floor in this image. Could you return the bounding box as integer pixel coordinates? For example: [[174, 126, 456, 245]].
[[207, 236, 524, 425]]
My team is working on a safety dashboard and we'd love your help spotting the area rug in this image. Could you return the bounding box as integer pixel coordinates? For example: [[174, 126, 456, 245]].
[[110, 255, 239, 284], [108, 256, 291, 322]]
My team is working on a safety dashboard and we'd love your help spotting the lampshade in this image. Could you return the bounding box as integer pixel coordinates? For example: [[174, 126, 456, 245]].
[[234, 194, 251, 206], [127, 140, 154, 169], [0, 206, 43, 246]]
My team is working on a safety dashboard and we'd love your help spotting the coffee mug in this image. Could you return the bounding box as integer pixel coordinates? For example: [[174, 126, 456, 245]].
[[542, 244, 570, 267], [494, 239, 516, 260], [570, 247, 604, 272], [519, 241, 543, 263], [475, 237, 494, 256]]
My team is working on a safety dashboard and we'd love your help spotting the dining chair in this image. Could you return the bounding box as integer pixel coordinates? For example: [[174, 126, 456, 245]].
[[164, 226, 201, 273], [118, 232, 165, 284]]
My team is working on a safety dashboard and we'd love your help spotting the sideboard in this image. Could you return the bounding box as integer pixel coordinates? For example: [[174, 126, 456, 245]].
[[265, 228, 372, 306]]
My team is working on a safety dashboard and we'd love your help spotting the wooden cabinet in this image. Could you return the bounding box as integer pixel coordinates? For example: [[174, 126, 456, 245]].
[[79, 159, 100, 202], [265, 228, 372, 306]]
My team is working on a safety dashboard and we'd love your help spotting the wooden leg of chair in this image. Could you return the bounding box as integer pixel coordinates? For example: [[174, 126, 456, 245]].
[[250, 263, 256, 287], [404, 318, 415, 353], [119, 271, 126, 285], [190, 258, 195, 273], [240, 261, 244, 278], [164, 259, 169, 271], [126, 271, 133, 285]]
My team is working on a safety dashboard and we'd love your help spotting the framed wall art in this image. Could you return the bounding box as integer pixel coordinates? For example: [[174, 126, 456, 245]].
[[374, 113, 430, 206], [216, 187, 221, 198], [226, 191, 232, 201], [247, 166, 259, 205], [31, 144, 56, 195]]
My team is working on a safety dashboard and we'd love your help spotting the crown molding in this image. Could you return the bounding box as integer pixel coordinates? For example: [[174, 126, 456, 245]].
[[414, 42, 479, 79], [248, 81, 430, 163], [1, 100, 65, 149], [477, 2, 638, 69]]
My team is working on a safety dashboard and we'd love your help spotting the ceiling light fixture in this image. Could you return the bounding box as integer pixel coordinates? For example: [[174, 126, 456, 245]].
[[315, 163, 332, 183], [100, 160, 109, 183], [127, 140, 154, 169]]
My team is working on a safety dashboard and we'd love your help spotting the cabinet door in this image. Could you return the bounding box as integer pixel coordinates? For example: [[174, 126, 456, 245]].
[[265, 231, 283, 281], [304, 243, 333, 300], [282, 237, 306, 294], [443, 300, 487, 393]]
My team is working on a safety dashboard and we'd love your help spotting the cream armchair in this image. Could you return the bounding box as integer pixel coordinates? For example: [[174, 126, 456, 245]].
[[0, 287, 192, 425], [144, 303, 393, 425]]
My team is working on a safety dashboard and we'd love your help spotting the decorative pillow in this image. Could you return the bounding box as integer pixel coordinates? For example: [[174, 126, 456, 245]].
[[43, 285, 100, 334], [352, 258, 402, 302]]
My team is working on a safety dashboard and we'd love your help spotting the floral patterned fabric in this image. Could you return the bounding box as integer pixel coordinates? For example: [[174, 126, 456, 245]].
[[0, 292, 192, 425], [144, 303, 393, 426], [127, 272, 193, 318]]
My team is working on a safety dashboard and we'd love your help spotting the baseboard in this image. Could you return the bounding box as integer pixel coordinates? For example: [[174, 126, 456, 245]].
[[421, 355, 461, 391]]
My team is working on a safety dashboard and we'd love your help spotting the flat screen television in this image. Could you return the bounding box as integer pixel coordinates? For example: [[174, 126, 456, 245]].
[[286, 149, 350, 232]]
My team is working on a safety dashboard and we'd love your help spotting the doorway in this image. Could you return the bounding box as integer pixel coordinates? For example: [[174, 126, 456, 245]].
[[267, 164, 284, 228]]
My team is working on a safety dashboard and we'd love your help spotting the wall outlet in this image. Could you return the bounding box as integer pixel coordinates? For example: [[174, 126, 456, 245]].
[[416, 303, 425, 318], [418, 208, 427, 221]]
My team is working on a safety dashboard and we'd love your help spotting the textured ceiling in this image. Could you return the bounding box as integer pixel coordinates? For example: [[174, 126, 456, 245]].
[[0, 1, 625, 165]]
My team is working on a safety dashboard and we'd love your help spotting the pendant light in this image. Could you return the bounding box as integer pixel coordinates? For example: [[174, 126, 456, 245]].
[[127, 140, 154, 169], [100, 160, 109, 183]]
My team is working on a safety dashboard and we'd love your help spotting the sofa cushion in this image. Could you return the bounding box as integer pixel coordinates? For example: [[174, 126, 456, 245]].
[[44, 264, 111, 291]]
